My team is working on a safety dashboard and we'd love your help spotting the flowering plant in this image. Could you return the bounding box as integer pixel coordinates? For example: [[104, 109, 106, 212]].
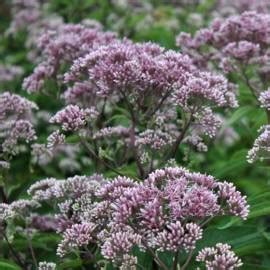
[[0, 1, 270, 270], [177, 11, 270, 165]]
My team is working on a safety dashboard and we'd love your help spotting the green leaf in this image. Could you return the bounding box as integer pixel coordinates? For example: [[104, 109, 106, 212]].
[[58, 258, 82, 269], [215, 216, 240, 230], [104, 163, 138, 179], [0, 260, 21, 270], [226, 106, 253, 126], [107, 114, 130, 126], [248, 192, 270, 219], [215, 192, 270, 229], [243, 264, 270, 270], [210, 149, 247, 178], [196, 0, 216, 13], [198, 226, 269, 256]]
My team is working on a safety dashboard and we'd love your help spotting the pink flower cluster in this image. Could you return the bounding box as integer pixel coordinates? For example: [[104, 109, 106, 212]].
[[173, 72, 237, 108], [0, 199, 39, 222], [62, 81, 97, 106], [247, 125, 270, 163], [38, 261, 56, 270], [7, 0, 42, 34], [177, 11, 270, 164], [22, 167, 248, 268], [64, 39, 237, 113], [0, 91, 37, 118], [93, 126, 130, 140], [0, 65, 23, 83], [259, 89, 270, 110], [177, 11, 270, 88], [196, 243, 243, 269], [7, 0, 65, 63], [32, 32, 237, 175], [23, 23, 117, 93], [109, 168, 248, 225], [97, 167, 247, 269], [28, 174, 104, 202], [0, 2, 258, 269], [0, 92, 37, 158], [57, 222, 96, 257], [217, 0, 270, 15], [101, 229, 142, 267], [50, 105, 98, 131]]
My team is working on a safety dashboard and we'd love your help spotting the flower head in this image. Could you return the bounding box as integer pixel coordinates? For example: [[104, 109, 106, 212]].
[[197, 243, 243, 270]]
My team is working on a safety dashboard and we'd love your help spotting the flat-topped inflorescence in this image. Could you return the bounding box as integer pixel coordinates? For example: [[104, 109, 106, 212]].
[[42, 37, 238, 175], [19, 167, 249, 269]]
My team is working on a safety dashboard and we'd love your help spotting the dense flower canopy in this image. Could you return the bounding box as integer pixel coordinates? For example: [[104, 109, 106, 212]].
[[1, 1, 267, 269], [11, 167, 248, 269]]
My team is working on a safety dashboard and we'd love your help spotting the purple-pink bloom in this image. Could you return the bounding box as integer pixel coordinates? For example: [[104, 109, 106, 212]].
[[197, 243, 243, 269], [50, 105, 97, 131]]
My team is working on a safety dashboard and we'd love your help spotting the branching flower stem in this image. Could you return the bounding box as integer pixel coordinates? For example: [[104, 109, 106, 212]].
[[3, 233, 25, 268]]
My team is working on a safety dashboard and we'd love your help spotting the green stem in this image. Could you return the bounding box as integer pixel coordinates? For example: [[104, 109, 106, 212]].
[[79, 136, 140, 180], [26, 228, 37, 269], [119, 89, 145, 178], [170, 114, 193, 159], [80, 137, 124, 176], [173, 250, 179, 270], [0, 186, 8, 203], [181, 251, 193, 270], [147, 248, 169, 270], [2, 233, 25, 268]]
